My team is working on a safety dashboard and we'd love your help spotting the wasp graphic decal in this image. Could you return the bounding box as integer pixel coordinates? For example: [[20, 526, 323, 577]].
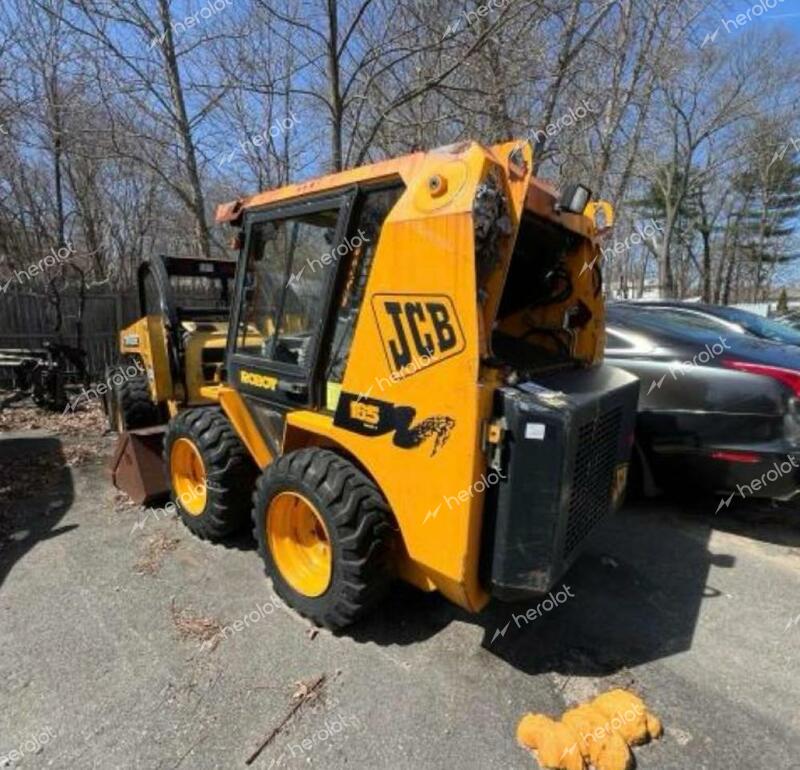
[[334, 392, 455, 457]]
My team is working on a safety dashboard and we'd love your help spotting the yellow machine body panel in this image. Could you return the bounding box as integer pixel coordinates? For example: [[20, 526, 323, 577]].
[[210, 139, 615, 613], [215, 384, 274, 469], [181, 322, 228, 401], [119, 316, 231, 408], [119, 315, 173, 401]]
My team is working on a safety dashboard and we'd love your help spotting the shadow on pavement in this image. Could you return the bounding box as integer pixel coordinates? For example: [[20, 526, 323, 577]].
[[9, 431, 792, 683], [710, 498, 800, 548], [353, 496, 748, 678], [0, 433, 75, 588], [126, 489, 257, 552], [478, 499, 733, 675]]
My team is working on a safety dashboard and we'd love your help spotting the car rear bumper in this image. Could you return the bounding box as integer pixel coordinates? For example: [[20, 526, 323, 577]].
[[647, 442, 800, 500]]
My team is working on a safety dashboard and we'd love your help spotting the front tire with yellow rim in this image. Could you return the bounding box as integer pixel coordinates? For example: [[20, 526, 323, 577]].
[[164, 408, 256, 539], [104, 361, 160, 432], [253, 448, 395, 630]]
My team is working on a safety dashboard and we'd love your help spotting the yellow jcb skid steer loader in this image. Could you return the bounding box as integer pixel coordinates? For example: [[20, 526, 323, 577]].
[[112, 139, 639, 630]]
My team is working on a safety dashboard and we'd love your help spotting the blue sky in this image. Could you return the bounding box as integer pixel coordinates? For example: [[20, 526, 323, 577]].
[[712, 2, 800, 285], [715, 1, 800, 37]]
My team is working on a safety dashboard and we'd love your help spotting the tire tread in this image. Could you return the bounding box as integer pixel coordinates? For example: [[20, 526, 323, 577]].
[[164, 408, 256, 539], [252, 448, 394, 629]]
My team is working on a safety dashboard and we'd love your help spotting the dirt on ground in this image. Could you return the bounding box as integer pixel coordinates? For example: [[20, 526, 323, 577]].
[[0, 392, 108, 436], [2, 402, 800, 770]]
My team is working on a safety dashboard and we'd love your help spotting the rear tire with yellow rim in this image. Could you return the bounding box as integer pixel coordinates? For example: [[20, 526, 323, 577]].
[[164, 408, 257, 539], [253, 448, 394, 630]]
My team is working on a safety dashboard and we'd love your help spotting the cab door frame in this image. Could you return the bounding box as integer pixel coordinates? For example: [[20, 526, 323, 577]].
[[225, 188, 357, 413]]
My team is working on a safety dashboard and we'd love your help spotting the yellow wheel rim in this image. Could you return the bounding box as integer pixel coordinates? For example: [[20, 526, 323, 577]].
[[267, 492, 332, 597], [170, 438, 207, 516]]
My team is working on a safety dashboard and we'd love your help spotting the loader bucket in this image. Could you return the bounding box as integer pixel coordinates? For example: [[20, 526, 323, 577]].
[[110, 426, 169, 505]]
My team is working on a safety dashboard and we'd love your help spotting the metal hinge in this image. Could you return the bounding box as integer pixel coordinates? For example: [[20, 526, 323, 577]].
[[483, 418, 506, 472]]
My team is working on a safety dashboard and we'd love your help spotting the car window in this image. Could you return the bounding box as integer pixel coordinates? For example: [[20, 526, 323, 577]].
[[711, 306, 800, 346], [607, 306, 736, 347], [641, 308, 735, 333], [606, 330, 634, 351], [605, 326, 653, 354]]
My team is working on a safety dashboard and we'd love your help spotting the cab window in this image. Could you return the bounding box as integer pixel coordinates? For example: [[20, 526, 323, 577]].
[[236, 209, 339, 368]]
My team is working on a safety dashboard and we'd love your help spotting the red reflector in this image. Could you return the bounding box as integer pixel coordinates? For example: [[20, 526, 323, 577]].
[[723, 360, 800, 397], [626, 431, 635, 446], [711, 450, 761, 464]]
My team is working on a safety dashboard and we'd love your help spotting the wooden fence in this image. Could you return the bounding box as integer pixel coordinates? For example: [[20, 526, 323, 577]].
[[0, 289, 140, 380]]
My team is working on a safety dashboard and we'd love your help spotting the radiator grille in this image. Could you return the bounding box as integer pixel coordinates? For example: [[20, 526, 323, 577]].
[[563, 406, 623, 558]]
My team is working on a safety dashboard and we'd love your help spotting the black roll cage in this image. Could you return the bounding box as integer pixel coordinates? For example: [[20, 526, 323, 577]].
[[136, 254, 236, 390]]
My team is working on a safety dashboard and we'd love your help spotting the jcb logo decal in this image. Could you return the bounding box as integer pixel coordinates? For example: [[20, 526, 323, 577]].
[[240, 370, 278, 390], [371, 294, 465, 378]]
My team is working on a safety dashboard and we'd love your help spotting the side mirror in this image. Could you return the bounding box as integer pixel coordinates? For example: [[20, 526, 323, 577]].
[[556, 184, 592, 215]]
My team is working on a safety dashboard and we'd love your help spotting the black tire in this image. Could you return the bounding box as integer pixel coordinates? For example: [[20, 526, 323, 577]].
[[164, 408, 257, 539], [253, 448, 395, 630], [106, 363, 160, 431], [628, 441, 660, 500]]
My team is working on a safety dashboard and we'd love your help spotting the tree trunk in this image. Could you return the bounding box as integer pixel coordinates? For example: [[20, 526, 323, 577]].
[[326, 0, 343, 172], [659, 220, 676, 298], [157, 0, 210, 259]]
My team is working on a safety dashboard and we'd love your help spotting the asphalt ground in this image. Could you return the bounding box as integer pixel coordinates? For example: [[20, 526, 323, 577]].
[[1, 427, 799, 769]]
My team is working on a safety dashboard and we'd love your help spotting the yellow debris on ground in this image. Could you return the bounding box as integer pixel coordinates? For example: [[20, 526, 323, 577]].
[[516, 689, 663, 770]]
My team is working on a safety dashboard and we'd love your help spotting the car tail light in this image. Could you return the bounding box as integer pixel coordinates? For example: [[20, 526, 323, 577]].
[[710, 450, 761, 464], [722, 360, 800, 397]]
